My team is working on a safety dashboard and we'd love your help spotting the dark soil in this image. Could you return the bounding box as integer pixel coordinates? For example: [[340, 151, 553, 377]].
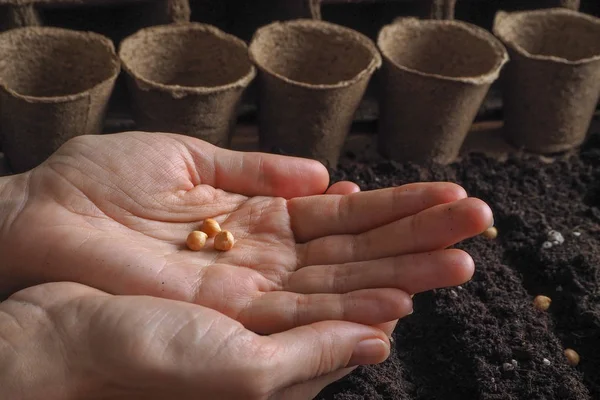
[[319, 127, 600, 400]]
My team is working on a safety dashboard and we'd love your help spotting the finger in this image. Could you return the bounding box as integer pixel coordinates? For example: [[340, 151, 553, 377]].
[[264, 320, 390, 393], [325, 181, 361, 195], [288, 249, 474, 295], [239, 289, 413, 334], [273, 368, 357, 400], [176, 134, 330, 198], [375, 321, 399, 338], [301, 197, 493, 266], [289, 182, 468, 243]]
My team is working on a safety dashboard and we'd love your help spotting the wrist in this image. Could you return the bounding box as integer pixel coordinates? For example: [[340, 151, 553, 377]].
[[0, 299, 75, 400]]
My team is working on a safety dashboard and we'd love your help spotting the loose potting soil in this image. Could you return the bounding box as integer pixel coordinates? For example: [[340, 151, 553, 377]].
[[319, 125, 600, 399]]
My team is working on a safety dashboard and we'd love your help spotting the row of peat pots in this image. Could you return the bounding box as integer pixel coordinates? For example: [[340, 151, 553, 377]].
[[1, 7, 600, 173]]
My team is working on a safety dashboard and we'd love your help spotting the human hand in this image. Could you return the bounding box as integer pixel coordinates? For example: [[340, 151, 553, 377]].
[[0, 132, 493, 334], [0, 282, 391, 400]]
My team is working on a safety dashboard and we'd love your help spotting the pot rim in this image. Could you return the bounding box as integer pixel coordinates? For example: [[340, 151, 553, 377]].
[[493, 8, 600, 66], [377, 17, 509, 85], [248, 19, 382, 91], [119, 22, 257, 96], [0, 26, 121, 104]]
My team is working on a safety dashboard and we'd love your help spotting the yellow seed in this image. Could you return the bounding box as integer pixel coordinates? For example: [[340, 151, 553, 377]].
[[186, 231, 208, 251], [214, 230, 235, 251], [482, 226, 498, 239], [533, 295, 552, 311], [564, 348, 580, 366], [200, 218, 222, 238]]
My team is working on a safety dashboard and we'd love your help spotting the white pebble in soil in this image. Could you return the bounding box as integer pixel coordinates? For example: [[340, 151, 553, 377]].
[[542, 241, 554, 249], [449, 289, 458, 298], [573, 231, 581, 237], [543, 358, 551, 366], [502, 362, 515, 371], [547, 230, 564, 245]]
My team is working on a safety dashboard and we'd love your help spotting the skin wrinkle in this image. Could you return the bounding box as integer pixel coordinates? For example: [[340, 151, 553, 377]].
[[131, 134, 203, 189], [255, 154, 267, 192], [46, 159, 142, 225], [252, 264, 286, 291], [182, 138, 214, 187], [407, 210, 424, 253], [337, 194, 353, 234], [200, 317, 244, 365], [0, 173, 31, 239], [45, 299, 95, 392], [294, 241, 309, 271], [391, 253, 415, 293], [331, 261, 352, 295], [211, 148, 231, 191], [142, 309, 186, 365], [292, 293, 307, 331], [125, 142, 187, 198], [74, 141, 177, 221], [180, 264, 208, 305], [7, 297, 72, 377]]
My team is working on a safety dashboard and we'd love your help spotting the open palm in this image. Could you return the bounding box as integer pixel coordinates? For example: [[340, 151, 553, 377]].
[[1, 132, 492, 334]]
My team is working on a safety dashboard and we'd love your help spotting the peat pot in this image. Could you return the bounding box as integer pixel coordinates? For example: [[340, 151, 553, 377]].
[[493, 8, 600, 153], [249, 19, 382, 167], [0, 26, 120, 173], [119, 22, 256, 147], [377, 18, 508, 165]]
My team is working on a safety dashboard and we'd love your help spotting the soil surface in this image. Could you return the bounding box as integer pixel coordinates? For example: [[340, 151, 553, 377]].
[[320, 124, 600, 400]]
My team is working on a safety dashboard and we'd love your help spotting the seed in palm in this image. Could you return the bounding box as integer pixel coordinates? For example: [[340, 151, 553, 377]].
[[201, 218, 222, 238], [186, 231, 208, 251], [214, 230, 235, 251]]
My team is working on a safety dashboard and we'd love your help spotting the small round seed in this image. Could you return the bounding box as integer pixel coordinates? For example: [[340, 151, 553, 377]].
[[214, 230, 235, 251], [533, 295, 552, 311], [564, 348, 580, 366], [482, 226, 498, 239], [502, 362, 514, 371], [186, 231, 208, 251], [200, 218, 222, 238]]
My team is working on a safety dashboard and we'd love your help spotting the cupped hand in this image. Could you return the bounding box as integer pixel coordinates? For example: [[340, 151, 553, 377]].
[[0, 282, 390, 400], [0, 132, 493, 334]]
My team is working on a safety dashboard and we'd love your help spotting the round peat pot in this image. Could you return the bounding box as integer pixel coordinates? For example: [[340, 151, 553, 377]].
[[377, 18, 508, 165], [0, 27, 120, 173], [119, 23, 256, 147], [493, 9, 600, 153], [248, 19, 382, 168]]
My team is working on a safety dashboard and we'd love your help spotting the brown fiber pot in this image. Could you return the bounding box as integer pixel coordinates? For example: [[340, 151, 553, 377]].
[[119, 23, 256, 147], [377, 18, 508, 165], [249, 19, 382, 167], [0, 26, 120, 173], [493, 9, 600, 153]]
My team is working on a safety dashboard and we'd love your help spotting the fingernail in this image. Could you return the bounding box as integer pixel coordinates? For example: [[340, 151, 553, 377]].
[[347, 339, 390, 368]]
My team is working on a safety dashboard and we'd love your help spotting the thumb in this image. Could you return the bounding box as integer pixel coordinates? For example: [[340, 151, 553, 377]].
[[265, 321, 390, 391], [177, 134, 331, 199]]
